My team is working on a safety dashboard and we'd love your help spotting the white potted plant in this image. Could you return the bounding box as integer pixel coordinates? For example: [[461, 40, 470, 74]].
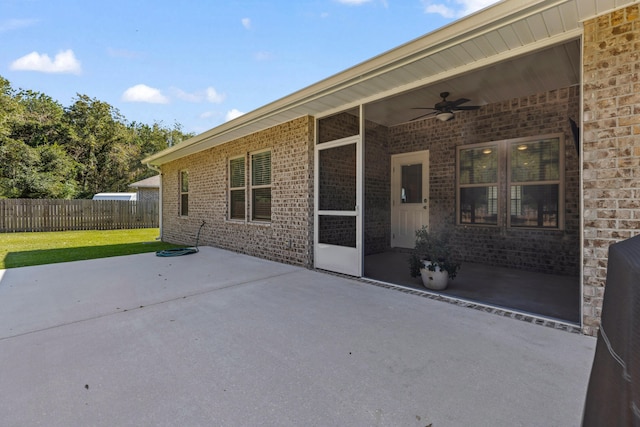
[[409, 226, 461, 290]]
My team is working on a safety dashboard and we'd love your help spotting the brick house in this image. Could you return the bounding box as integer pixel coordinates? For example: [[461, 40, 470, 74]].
[[144, 0, 639, 336]]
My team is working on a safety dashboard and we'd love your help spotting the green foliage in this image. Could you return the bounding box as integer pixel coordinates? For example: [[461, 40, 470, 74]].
[[0, 139, 78, 198], [0, 76, 193, 199], [409, 226, 461, 280]]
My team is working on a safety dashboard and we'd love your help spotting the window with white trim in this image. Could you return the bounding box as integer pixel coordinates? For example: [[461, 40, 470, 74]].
[[457, 135, 563, 229], [251, 150, 271, 221], [229, 156, 245, 220], [179, 170, 189, 216], [508, 137, 561, 228]]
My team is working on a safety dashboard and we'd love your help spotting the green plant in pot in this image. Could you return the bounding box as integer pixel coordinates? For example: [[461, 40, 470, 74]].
[[409, 226, 461, 290]]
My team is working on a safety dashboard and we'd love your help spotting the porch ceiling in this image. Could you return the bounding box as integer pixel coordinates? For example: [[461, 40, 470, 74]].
[[363, 39, 581, 126], [144, 0, 635, 166]]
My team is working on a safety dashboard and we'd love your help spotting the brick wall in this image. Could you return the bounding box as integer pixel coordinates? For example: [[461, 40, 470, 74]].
[[318, 111, 359, 143], [160, 116, 315, 267], [582, 4, 640, 335], [387, 87, 581, 275]]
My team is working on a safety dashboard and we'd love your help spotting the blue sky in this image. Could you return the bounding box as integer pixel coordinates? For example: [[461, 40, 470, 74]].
[[1, 0, 499, 134]]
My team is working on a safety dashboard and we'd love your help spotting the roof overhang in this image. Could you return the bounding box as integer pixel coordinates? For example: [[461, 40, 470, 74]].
[[144, 0, 636, 166]]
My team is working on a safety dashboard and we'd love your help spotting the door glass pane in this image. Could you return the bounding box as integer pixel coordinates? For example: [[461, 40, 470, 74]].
[[319, 215, 356, 248], [401, 164, 422, 203], [319, 144, 356, 211]]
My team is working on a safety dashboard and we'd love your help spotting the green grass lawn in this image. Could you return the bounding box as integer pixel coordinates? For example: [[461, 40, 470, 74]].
[[0, 228, 184, 269]]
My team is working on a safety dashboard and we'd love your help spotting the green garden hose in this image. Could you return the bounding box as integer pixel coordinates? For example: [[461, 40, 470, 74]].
[[156, 220, 205, 257]]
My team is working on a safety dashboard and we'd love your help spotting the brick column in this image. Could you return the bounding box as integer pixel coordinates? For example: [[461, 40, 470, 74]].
[[582, 4, 640, 335]]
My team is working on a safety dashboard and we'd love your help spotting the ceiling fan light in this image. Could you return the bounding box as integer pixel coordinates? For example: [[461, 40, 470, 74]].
[[436, 111, 454, 122]]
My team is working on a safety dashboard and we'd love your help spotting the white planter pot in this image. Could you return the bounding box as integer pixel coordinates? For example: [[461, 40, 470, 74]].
[[420, 262, 449, 290]]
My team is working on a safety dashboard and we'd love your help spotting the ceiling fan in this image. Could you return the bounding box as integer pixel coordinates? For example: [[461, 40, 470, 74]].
[[411, 92, 480, 122]]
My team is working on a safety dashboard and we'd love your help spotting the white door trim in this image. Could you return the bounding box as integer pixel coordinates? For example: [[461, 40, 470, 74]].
[[390, 150, 430, 249]]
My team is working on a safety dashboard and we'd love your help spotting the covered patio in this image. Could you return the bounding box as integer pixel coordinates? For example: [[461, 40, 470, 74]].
[[312, 2, 584, 323], [364, 251, 580, 324]]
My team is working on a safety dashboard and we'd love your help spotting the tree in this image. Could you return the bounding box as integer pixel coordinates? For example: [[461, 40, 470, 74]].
[[0, 75, 194, 199], [11, 90, 68, 148], [64, 94, 132, 197]]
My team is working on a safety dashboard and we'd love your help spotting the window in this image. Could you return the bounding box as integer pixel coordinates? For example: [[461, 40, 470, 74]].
[[508, 138, 560, 228], [228, 150, 272, 222], [229, 157, 245, 220], [251, 150, 271, 221], [458, 145, 498, 225], [457, 135, 563, 229], [179, 170, 188, 216]]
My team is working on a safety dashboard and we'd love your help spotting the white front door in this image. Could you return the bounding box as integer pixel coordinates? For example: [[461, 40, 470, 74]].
[[314, 136, 362, 276], [391, 150, 429, 249]]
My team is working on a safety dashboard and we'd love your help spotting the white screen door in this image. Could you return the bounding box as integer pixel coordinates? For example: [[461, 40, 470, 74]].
[[314, 136, 362, 276], [391, 150, 429, 248]]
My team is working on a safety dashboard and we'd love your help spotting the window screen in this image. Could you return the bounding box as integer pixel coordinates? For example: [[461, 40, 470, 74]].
[[180, 171, 188, 216], [251, 151, 271, 221], [229, 157, 245, 220]]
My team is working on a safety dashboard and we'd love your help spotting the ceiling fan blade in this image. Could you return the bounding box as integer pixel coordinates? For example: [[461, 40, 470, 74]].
[[450, 98, 471, 107], [434, 100, 450, 110], [409, 93, 479, 121]]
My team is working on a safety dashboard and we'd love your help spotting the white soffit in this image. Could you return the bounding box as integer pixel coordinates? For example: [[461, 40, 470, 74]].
[[144, 0, 638, 166]]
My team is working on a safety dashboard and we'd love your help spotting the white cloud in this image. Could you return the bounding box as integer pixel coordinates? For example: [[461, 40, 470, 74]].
[[225, 109, 245, 122], [10, 49, 81, 74], [122, 84, 169, 104], [172, 86, 226, 104], [205, 87, 225, 104], [422, 0, 499, 18], [172, 88, 201, 103], [423, 3, 457, 18], [241, 18, 251, 29], [0, 18, 39, 33]]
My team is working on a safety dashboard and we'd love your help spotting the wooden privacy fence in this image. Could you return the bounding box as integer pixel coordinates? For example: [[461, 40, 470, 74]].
[[0, 199, 159, 232]]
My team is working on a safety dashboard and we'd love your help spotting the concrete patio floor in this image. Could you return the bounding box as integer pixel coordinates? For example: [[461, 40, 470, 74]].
[[0, 247, 595, 426]]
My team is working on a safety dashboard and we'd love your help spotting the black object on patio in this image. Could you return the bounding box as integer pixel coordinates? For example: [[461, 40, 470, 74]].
[[583, 234, 640, 426]]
